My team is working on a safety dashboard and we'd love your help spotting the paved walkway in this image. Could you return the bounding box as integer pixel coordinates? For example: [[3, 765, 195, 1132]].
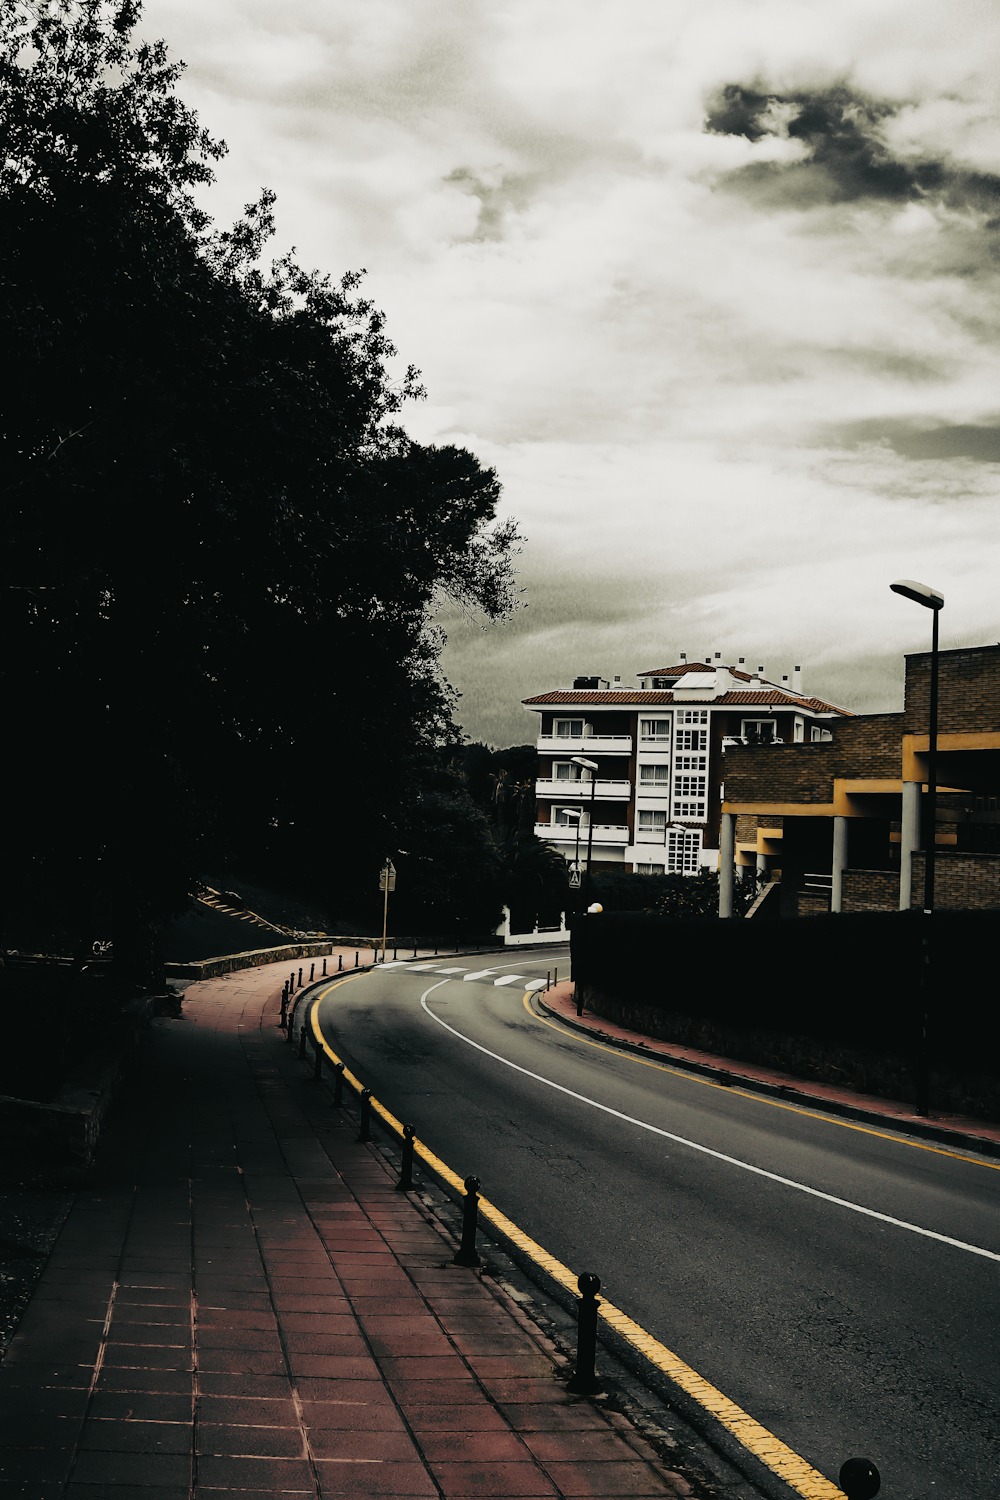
[[540, 984, 1000, 1153], [0, 962, 688, 1498]]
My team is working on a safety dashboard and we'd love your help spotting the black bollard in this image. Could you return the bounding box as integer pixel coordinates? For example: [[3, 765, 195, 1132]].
[[453, 1176, 482, 1267], [567, 1273, 603, 1394], [332, 1061, 345, 1108], [290, 970, 296, 993], [338, 954, 343, 971], [310, 962, 315, 981], [280, 986, 288, 1029], [323, 957, 327, 976], [313, 1038, 323, 1080], [393, 946, 397, 961], [355, 951, 358, 968], [396, 1124, 416, 1191], [839, 1458, 880, 1499], [413, 942, 418, 958], [298, 1023, 308, 1060], [298, 967, 303, 987], [358, 1087, 373, 1142]]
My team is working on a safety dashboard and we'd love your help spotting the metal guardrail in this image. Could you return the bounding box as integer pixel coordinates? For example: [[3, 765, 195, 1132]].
[[283, 978, 884, 1500]]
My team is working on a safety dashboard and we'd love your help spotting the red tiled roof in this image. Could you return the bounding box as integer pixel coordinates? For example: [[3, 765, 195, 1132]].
[[638, 662, 755, 682], [522, 689, 852, 714], [523, 690, 677, 704], [637, 661, 714, 675]]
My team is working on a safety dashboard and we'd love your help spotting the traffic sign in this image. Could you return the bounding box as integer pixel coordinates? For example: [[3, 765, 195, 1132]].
[[379, 861, 397, 893], [569, 870, 582, 888]]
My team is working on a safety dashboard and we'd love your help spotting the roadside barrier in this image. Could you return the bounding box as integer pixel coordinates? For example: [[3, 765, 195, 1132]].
[[839, 1460, 880, 1498], [396, 1123, 416, 1190], [454, 1176, 482, 1267], [566, 1273, 602, 1394], [358, 1087, 373, 1142], [294, 980, 885, 1500]]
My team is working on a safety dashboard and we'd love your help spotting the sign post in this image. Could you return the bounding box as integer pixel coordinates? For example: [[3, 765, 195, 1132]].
[[378, 860, 396, 963]]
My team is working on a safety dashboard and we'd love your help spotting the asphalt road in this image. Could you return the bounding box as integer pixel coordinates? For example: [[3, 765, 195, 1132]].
[[315, 950, 1000, 1500]]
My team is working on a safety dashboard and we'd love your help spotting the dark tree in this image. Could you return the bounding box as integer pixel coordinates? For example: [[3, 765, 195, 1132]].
[[2, 1, 522, 985]]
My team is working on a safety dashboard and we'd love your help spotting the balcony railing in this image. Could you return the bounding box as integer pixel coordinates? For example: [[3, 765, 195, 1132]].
[[535, 778, 631, 799], [535, 822, 630, 845], [536, 734, 632, 754]]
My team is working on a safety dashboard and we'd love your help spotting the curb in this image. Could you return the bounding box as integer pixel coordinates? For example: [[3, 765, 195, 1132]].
[[537, 994, 1000, 1160]]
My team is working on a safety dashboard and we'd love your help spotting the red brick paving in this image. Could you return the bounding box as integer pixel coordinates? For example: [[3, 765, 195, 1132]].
[[543, 982, 1000, 1151], [0, 961, 687, 1498]]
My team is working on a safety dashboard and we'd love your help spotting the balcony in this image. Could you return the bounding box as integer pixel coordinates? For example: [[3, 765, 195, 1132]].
[[535, 778, 631, 800], [536, 734, 632, 755], [535, 823, 630, 846]]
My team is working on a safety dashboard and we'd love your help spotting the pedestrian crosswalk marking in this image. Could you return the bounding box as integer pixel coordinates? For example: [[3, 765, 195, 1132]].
[[462, 968, 500, 981], [493, 975, 526, 986], [434, 967, 469, 974]]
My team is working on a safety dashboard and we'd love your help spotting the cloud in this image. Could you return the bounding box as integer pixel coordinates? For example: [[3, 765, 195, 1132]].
[[705, 81, 1000, 215], [830, 418, 1000, 462], [141, 0, 1000, 744]]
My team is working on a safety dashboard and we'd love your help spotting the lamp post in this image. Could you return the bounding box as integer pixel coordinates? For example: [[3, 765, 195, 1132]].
[[572, 757, 599, 906], [890, 577, 944, 1117]]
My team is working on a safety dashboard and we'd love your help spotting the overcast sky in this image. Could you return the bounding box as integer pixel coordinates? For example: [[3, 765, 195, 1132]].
[[146, 0, 1000, 745]]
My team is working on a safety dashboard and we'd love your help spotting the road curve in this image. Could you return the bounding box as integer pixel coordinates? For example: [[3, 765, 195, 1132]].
[[316, 953, 1000, 1500]]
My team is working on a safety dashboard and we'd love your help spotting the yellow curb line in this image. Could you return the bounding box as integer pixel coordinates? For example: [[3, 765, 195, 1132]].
[[531, 995, 1000, 1170], [308, 981, 847, 1500]]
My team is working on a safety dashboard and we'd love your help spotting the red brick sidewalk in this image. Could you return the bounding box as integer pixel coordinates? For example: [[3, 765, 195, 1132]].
[[0, 961, 688, 1498], [540, 984, 1000, 1155]]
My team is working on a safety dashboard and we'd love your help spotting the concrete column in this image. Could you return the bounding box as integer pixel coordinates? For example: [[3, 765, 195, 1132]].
[[900, 780, 921, 910], [719, 813, 735, 918], [756, 851, 770, 880], [831, 815, 848, 913]]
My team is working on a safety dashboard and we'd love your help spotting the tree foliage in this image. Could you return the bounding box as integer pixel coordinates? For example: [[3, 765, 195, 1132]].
[[2, 2, 523, 981]]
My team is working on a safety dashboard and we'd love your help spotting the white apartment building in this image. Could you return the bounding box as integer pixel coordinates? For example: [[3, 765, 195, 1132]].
[[523, 658, 850, 875]]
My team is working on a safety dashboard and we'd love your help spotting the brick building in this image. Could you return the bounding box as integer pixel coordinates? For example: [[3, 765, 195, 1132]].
[[721, 644, 1000, 915], [522, 659, 851, 876]]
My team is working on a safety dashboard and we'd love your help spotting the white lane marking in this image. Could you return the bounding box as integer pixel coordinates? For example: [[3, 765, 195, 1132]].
[[435, 967, 469, 974], [419, 988, 1000, 1263], [406, 963, 440, 971], [377, 961, 411, 969], [493, 975, 526, 986], [462, 969, 500, 981], [524, 980, 547, 991]]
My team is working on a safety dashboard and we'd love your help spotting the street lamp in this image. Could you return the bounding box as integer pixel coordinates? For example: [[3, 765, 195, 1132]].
[[890, 577, 944, 1117], [572, 757, 599, 905]]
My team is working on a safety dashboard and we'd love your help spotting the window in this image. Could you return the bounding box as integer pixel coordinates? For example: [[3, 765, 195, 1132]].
[[554, 761, 585, 780], [674, 754, 706, 770], [639, 764, 670, 784], [553, 807, 582, 826], [636, 863, 665, 874], [666, 829, 701, 873], [794, 717, 804, 744], [678, 709, 708, 723], [554, 718, 584, 738], [811, 726, 833, 743], [672, 775, 706, 820], [640, 718, 671, 742], [742, 719, 776, 744], [637, 810, 667, 839], [676, 726, 707, 751]]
